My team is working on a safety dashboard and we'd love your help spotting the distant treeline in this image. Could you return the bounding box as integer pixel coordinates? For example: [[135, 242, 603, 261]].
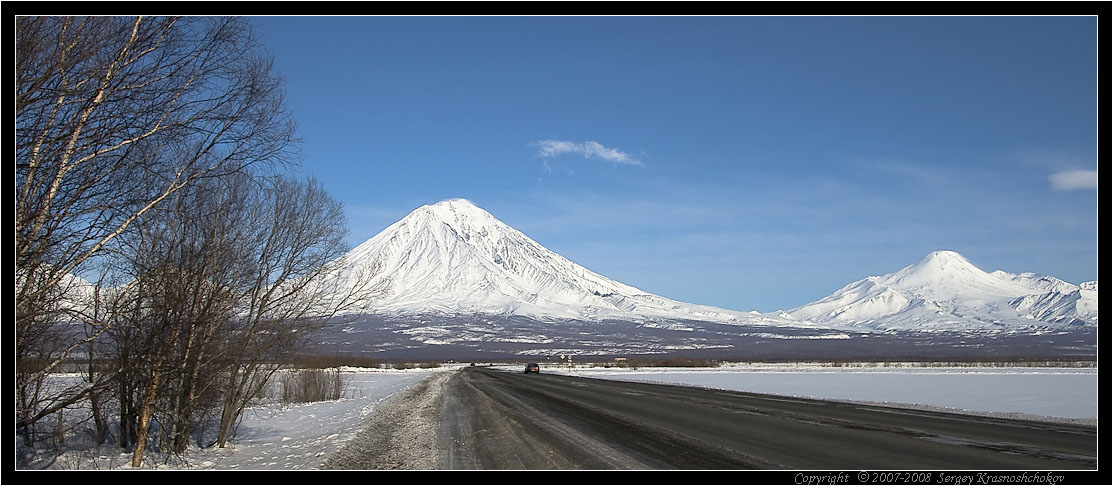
[[289, 354, 442, 370]]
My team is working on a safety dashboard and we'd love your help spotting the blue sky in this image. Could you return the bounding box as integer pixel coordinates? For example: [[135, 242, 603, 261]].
[[254, 16, 1099, 312]]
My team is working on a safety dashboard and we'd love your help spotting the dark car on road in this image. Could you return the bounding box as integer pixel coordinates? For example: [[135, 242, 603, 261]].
[[524, 363, 540, 373]]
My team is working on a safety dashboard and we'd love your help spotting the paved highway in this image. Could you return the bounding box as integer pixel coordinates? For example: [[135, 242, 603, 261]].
[[433, 366, 1096, 470]]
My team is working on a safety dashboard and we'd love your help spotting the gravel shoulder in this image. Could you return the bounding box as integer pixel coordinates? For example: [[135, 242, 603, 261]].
[[320, 369, 451, 469]]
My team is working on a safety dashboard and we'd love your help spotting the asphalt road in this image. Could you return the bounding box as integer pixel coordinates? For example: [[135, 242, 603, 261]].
[[435, 366, 1096, 470]]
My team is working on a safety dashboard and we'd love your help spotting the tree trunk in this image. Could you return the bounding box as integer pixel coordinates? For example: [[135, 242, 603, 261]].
[[89, 391, 108, 445], [214, 366, 243, 448], [131, 366, 161, 468], [88, 341, 108, 445]]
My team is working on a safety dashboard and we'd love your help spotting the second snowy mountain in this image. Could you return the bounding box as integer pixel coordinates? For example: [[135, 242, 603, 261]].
[[788, 250, 1097, 332]]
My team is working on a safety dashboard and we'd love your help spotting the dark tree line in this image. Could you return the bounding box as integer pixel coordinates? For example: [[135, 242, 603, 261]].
[[16, 16, 378, 467]]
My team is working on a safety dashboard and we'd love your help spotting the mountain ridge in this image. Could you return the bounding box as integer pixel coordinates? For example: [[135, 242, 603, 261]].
[[57, 199, 1097, 337], [332, 199, 1095, 334], [49, 199, 1097, 358]]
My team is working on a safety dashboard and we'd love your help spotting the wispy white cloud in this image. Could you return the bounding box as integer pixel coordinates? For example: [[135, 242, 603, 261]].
[[849, 157, 950, 186], [531, 139, 645, 168], [1048, 170, 1097, 191], [542, 159, 574, 176]]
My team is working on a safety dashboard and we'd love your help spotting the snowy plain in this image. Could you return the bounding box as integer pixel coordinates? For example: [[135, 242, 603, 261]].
[[538, 364, 1099, 422], [22, 363, 1096, 470]]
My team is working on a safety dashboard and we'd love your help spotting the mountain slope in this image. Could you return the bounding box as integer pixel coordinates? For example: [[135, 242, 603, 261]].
[[1008, 279, 1098, 326], [788, 251, 1097, 332], [335, 198, 793, 325]]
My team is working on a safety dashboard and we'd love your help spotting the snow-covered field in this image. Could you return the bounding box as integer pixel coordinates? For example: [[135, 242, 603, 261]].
[[20, 367, 441, 470], [539, 364, 1098, 422], [21, 363, 1096, 470], [200, 368, 442, 470]]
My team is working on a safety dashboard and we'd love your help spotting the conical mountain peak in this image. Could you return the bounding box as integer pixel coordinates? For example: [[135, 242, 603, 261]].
[[333, 200, 770, 323], [919, 250, 970, 266], [414, 198, 493, 222], [432, 197, 479, 208], [891, 250, 984, 285], [424, 198, 487, 219], [894, 248, 983, 278], [339, 200, 647, 315], [385, 198, 512, 247]]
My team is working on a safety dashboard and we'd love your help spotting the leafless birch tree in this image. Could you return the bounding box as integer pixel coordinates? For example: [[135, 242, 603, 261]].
[[111, 173, 378, 465], [16, 15, 296, 445], [16, 17, 383, 467]]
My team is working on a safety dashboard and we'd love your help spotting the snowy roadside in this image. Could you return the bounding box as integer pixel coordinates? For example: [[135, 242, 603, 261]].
[[19, 366, 445, 470], [320, 369, 451, 469], [201, 367, 447, 470]]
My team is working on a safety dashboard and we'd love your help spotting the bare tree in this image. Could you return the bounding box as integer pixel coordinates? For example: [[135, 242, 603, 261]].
[[212, 176, 381, 448], [110, 173, 252, 464], [15, 16, 296, 445], [105, 173, 380, 465], [16, 16, 385, 467]]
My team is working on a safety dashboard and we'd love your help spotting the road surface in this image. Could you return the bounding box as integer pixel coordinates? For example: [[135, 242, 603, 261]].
[[326, 367, 1096, 470]]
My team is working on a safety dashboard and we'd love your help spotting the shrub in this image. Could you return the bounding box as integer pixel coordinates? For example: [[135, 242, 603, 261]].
[[280, 368, 346, 404]]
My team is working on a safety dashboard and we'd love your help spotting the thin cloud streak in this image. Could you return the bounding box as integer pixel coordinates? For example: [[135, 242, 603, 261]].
[[531, 139, 645, 168], [1048, 170, 1097, 191]]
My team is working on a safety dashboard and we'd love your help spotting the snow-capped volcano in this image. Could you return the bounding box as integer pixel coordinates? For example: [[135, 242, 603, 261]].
[[336, 198, 782, 324], [789, 250, 1097, 332]]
